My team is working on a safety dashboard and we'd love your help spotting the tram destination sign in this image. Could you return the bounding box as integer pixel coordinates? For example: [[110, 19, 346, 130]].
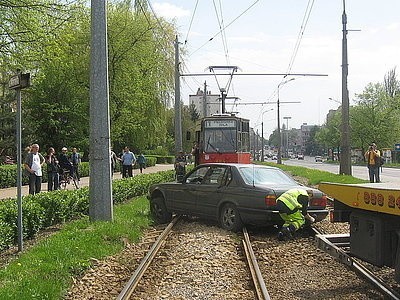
[[205, 119, 236, 128]]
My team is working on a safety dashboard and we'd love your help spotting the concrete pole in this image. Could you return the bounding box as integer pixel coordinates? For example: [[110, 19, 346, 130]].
[[174, 36, 182, 153], [277, 89, 282, 164], [339, 0, 352, 175], [89, 0, 113, 221]]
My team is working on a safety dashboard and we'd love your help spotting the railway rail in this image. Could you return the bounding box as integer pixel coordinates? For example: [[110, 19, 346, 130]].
[[67, 216, 400, 299], [117, 217, 270, 299], [313, 227, 400, 300], [117, 216, 181, 300]]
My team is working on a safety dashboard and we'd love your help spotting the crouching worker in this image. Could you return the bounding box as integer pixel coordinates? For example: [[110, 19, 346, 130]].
[[276, 188, 315, 241]]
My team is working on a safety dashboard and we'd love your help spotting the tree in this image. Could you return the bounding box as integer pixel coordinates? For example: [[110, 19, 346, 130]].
[[315, 108, 341, 160], [20, 1, 177, 156], [352, 82, 400, 151]]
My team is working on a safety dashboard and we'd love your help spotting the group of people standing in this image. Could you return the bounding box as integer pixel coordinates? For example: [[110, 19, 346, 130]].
[[111, 146, 146, 178], [24, 144, 81, 195]]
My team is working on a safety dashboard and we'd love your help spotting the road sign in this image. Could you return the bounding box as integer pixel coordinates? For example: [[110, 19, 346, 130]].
[[8, 75, 20, 89], [8, 73, 30, 90], [395, 144, 400, 151]]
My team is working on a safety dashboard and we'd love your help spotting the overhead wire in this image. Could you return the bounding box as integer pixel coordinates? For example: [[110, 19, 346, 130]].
[[189, 0, 260, 57], [184, 0, 199, 44], [284, 0, 315, 76], [256, 0, 316, 135]]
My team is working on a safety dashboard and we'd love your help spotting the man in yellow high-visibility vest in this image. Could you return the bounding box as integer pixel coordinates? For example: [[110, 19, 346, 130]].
[[276, 188, 315, 241]]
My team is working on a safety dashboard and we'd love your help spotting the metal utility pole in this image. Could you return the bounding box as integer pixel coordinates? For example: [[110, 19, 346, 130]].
[[283, 116, 291, 158], [261, 108, 274, 162], [89, 0, 113, 221], [277, 78, 295, 164], [203, 81, 207, 117], [9, 70, 30, 251], [174, 36, 182, 153], [340, 0, 351, 175]]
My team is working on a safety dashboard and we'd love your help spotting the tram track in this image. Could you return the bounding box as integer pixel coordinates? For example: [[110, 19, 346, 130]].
[[118, 221, 271, 300], [68, 216, 399, 299], [117, 216, 181, 300], [313, 226, 400, 300]]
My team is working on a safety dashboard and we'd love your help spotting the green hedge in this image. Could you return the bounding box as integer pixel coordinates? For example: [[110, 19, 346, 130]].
[[0, 157, 157, 189], [145, 155, 175, 164], [0, 169, 174, 251]]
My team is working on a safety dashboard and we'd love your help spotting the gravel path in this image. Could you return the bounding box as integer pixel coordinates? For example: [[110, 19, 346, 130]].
[[65, 217, 399, 299]]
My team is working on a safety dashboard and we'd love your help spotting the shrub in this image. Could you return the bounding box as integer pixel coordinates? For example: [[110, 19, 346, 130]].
[[0, 169, 175, 251]]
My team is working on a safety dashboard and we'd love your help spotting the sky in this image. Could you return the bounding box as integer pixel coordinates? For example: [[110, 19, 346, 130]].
[[152, 0, 400, 138]]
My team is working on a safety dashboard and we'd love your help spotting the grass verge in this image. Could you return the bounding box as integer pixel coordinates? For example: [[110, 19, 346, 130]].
[[258, 161, 368, 185], [0, 196, 151, 300]]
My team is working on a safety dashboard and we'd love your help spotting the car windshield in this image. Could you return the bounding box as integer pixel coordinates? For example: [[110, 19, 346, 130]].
[[238, 166, 297, 185]]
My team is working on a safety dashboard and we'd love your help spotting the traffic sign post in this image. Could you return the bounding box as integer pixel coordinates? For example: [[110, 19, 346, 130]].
[[9, 71, 30, 252]]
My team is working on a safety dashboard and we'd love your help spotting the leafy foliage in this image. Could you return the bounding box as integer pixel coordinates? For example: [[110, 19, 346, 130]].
[[0, 169, 175, 251]]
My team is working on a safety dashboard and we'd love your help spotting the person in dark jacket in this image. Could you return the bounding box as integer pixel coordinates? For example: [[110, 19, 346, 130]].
[[59, 147, 74, 177], [175, 151, 187, 182], [69, 147, 81, 181], [45, 147, 60, 191], [137, 153, 146, 173]]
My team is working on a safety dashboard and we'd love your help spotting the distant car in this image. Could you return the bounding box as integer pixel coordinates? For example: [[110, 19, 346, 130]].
[[148, 163, 329, 232], [272, 155, 278, 160], [297, 154, 304, 160], [315, 156, 323, 162]]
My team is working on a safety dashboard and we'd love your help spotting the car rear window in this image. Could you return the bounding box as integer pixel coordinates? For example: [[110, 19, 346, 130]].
[[238, 166, 297, 185]]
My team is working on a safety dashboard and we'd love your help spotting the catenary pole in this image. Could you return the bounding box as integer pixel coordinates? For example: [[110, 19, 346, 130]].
[[89, 0, 113, 221], [340, 0, 351, 175], [203, 81, 207, 117], [174, 36, 183, 153]]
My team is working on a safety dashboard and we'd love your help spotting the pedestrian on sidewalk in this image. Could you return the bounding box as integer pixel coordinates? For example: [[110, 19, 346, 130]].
[[119, 146, 136, 178], [24, 143, 45, 195], [137, 153, 146, 173], [70, 147, 81, 181], [45, 147, 60, 191]]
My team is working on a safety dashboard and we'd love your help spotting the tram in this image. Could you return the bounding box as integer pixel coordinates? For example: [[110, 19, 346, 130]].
[[194, 114, 251, 164]]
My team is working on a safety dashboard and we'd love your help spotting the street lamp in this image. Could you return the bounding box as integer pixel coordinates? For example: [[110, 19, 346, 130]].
[[261, 108, 274, 162], [277, 78, 295, 164], [283, 116, 291, 158]]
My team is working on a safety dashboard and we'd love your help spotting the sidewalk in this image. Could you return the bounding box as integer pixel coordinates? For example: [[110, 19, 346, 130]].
[[0, 164, 174, 200]]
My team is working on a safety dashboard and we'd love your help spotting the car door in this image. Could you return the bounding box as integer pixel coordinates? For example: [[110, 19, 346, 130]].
[[171, 166, 210, 214], [195, 166, 228, 218]]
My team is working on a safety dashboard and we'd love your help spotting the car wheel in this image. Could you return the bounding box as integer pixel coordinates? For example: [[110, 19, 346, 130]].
[[150, 196, 172, 224], [219, 203, 243, 232]]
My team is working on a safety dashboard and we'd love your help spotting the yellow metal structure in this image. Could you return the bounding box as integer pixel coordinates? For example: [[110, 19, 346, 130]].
[[318, 182, 400, 217]]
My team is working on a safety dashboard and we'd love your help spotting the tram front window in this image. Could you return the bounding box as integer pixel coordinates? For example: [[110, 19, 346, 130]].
[[204, 128, 237, 153]]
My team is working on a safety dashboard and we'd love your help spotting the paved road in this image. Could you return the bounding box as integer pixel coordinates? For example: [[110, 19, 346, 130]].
[[281, 156, 400, 184], [0, 164, 175, 200]]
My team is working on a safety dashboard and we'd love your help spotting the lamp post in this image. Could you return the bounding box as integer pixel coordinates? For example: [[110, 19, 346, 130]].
[[277, 78, 295, 164], [261, 108, 274, 162], [283, 116, 291, 158]]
